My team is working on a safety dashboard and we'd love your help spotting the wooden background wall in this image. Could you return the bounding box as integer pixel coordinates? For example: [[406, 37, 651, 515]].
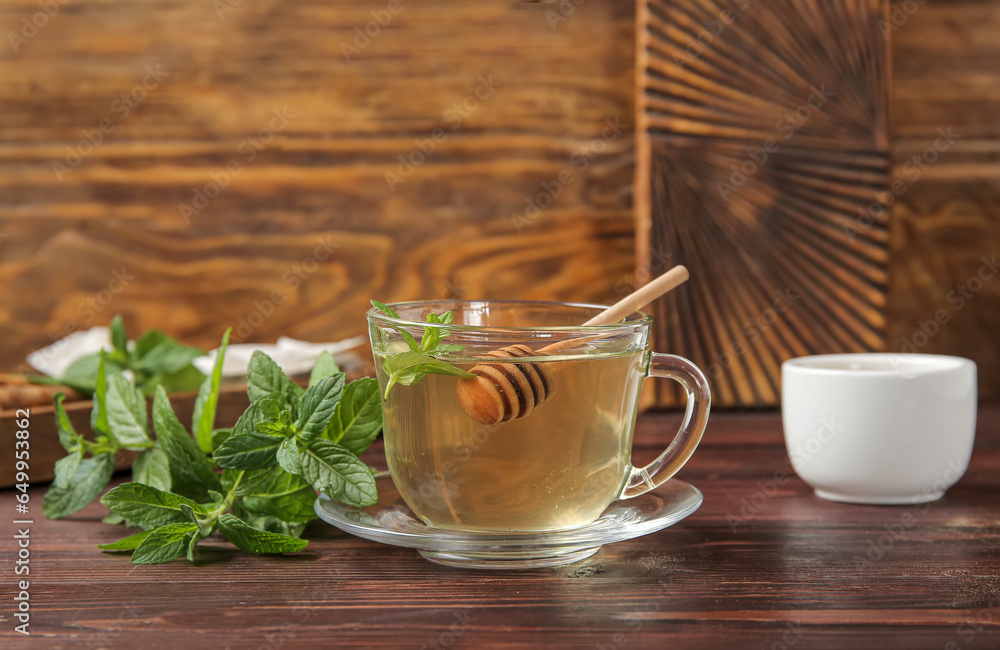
[[889, 0, 1000, 400], [1, 0, 997, 402], [0, 0, 636, 370]]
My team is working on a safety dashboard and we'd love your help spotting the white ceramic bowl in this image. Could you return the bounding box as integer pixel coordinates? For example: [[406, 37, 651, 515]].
[[781, 353, 977, 504]]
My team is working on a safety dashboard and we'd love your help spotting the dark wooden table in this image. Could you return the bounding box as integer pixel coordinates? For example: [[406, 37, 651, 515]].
[[3, 407, 999, 649]]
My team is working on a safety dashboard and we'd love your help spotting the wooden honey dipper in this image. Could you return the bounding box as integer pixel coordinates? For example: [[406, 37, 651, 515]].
[[455, 265, 690, 425]]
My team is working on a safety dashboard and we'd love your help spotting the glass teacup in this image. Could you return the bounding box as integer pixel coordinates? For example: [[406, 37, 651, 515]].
[[367, 300, 711, 533]]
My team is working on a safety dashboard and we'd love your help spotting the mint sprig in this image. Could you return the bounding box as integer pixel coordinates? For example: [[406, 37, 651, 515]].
[[34, 314, 208, 397], [44, 334, 383, 564], [370, 300, 473, 397]]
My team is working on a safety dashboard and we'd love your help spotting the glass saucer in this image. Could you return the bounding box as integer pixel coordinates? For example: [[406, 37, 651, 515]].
[[314, 472, 703, 569]]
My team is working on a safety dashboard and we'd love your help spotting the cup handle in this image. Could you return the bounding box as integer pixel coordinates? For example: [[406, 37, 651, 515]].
[[619, 353, 712, 499]]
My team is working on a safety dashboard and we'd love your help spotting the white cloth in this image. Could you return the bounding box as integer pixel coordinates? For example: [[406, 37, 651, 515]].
[[27, 327, 114, 377], [192, 335, 367, 378], [27, 326, 367, 379]]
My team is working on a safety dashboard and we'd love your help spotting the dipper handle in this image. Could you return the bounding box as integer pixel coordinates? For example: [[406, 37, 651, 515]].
[[456, 266, 690, 425], [582, 264, 689, 326]]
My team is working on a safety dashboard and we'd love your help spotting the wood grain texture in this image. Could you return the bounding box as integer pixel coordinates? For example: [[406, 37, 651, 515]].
[[0, 0, 635, 373], [888, 0, 1000, 400], [636, 0, 891, 407], [2, 0, 998, 409], [1, 407, 998, 649]]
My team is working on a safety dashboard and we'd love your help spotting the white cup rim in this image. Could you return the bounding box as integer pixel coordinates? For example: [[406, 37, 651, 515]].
[[782, 352, 975, 377]]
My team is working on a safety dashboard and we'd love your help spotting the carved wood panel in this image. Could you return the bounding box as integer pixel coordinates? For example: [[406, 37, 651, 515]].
[[636, 0, 891, 406]]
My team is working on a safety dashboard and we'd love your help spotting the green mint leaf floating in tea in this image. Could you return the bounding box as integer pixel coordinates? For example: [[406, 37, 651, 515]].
[[369, 299, 400, 319], [419, 310, 453, 352], [369, 300, 421, 353], [371, 301, 474, 397], [381, 352, 474, 399]]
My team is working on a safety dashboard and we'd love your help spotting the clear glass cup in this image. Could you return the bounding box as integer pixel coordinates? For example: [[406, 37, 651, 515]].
[[367, 300, 711, 533]]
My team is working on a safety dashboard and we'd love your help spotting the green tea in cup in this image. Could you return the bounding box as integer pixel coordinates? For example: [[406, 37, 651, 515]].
[[368, 300, 711, 533]]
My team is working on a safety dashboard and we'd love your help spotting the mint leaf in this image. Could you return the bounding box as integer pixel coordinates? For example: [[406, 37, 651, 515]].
[[235, 511, 306, 539], [133, 340, 204, 375], [370, 300, 420, 352], [419, 311, 452, 352], [100, 483, 207, 528], [211, 427, 233, 450], [241, 489, 316, 524], [294, 374, 345, 442], [238, 466, 316, 524], [308, 350, 340, 388], [218, 514, 309, 554], [232, 401, 266, 436], [90, 352, 111, 437], [214, 431, 282, 470], [59, 353, 126, 395], [301, 439, 377, 507], [181, 501, 218, 561], [147, 364, 205, 395], [53, 450, 84, 489], [152, 387, 221, 500], [105, 374, 152, 448], [382, 352, 474, 398], [133, 330, 169, 359], [110, 314, 128, 360], [179, 503, 215, 538], [326, 377, 382, 455], [98, 529, 154, 551], [275, 437, 303, 474], [53, 393, 82, 453], [231, 465, 290, 496], [369, 299, 400, 319], [43, 454, 115, 519], [247, 351, 302, 408], [130, 523, 197, 564], [193, 329, 230, 453], [132, 446, 171, 491]]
